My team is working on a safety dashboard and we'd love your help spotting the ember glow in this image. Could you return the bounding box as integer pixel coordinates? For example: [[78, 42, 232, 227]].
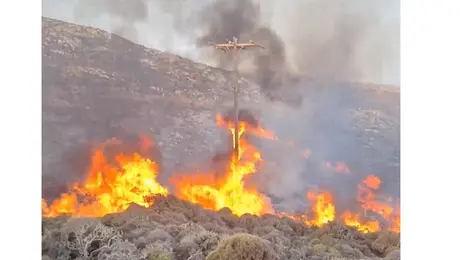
[[42, 137, 168, 218], [171, 114, 273, 216]]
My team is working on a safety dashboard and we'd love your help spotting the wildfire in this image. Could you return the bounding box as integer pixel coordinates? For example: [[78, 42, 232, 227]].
[[304, 191, 336, 227], [171, 114, 273, 216], [42, 137, 168, 218], [341, 210, 381, 233], [338, 175, 399, 233], [41, 112, 400, 234], [357, 175, 394, 220]]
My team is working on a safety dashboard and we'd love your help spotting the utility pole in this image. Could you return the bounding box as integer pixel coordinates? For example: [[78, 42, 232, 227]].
[[212, 37, 263, 159]]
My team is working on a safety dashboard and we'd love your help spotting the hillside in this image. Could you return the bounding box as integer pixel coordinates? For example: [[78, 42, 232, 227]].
[[42, 17, 400, 260]]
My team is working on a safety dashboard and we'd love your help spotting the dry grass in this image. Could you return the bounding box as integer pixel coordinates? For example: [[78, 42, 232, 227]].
[[42, 195, 399, 260]]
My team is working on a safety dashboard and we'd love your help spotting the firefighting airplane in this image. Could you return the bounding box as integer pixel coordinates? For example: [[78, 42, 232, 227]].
[[211, 37, 264, 52]]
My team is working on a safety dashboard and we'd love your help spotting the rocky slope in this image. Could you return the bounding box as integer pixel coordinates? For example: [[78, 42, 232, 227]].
[[42, 16, 399, 209]]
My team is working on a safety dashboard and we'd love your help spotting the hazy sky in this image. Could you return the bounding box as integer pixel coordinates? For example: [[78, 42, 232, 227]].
[[42, 0, 400, 86]]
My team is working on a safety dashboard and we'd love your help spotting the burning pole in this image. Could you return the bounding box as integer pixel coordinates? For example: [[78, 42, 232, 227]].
[[212, 37, 263, 158]]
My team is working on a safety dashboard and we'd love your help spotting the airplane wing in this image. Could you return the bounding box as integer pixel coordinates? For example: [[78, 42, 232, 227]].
[[215, 44, 235, 48]]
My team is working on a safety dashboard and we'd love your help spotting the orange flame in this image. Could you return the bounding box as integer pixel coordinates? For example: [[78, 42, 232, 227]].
[[389, 205, 400, 233], [42, 137, 168, 218], [357, 175, 394, 221], [389, 212, 400, 233], [363, 175, 381, 189], [304, 191, 336, 227], [171, 114, 273, 216], [339, 175, 399, 233], [341, 210, 381, 233]]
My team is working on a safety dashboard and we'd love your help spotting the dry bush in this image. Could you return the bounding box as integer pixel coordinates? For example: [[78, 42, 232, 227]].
[[317, 233, 338, 247], [218, 209, 239, 229], [385, 249, 401, 260], [206, 233, 278, 260], [261, 229, 292, 259], [123, 204, 154, 217], [370, 231, 400, 256], [96, 240, 143, 260], [384, 246, 399, 256], [143, 241, 174, 260], [230, 227, 249, 234], [163, 224, 183, 240], [173, 236, 202, 260], [202, 209, 228, 227], [42, 217, 144, 260], [42, 216, 69, 232], [308, 238, 321, 245], [311, 244, 328, 255], [252, 226, 275, 236], [259, 214, 278, 227], [176, 223, 206, 241], [333, 243, 365, 259], [310, 243, 342, 259], [288, 222, 310, 237], [202, 222, 231, 235], [345, 240, 374, 258], [288, 236, 313, 259], [176, 201, 207, 222], [135, 228, 176, 249], [102, 211, 164, 235], [173, 227, 224, 260], [151, 195, 185, 211], [146, 250, 174, 260], [217, 207, 233, 216], [42, 229, 71, 260], [101, 213, 126, 228], [152, 208, 189, 224], [191, 212, 214, 224], [193, 231, 224, 256], [237, 214, 262, 233], [262, 229, 290, 247], [274, 218, 295, 236]]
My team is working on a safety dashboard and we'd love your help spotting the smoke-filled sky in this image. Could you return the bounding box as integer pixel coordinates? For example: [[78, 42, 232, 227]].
[[42, 0, 400, 86]]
